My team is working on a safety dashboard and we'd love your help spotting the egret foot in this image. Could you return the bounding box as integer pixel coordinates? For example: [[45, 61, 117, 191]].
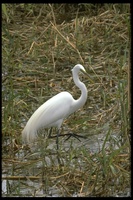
[[64, 132, 87, 142], [48, 132, 86, 140], [48, 130, 87, 149]]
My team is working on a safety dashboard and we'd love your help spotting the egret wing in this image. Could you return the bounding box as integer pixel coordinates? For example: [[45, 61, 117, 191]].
[[23, 91, 73, 134]]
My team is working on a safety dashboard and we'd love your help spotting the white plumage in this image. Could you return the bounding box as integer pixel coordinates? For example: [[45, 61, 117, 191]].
[[22, 64, 90, 145]]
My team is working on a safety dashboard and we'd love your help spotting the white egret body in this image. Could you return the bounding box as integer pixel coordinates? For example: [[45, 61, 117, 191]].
[[22, 64, 90, 146]]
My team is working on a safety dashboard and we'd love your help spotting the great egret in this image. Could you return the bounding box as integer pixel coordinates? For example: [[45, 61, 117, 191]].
[[22, 64, 93, 149]]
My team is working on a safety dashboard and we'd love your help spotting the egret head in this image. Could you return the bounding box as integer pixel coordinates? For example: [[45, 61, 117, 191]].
[[72, 64, 93, 83], [72, 64, 86, 73]]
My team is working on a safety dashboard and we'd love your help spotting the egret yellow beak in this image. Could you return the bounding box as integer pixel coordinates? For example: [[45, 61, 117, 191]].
[[81, 69, 94, 83]]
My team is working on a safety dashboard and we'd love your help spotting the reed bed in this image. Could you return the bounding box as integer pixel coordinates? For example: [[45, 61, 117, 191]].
[[2, 3, 130, 197]]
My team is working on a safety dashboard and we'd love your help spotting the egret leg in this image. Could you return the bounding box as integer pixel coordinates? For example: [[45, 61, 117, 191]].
[[47, 128, 59, 149], [48, 127, 53, 138], [47, 128, 60, 149], [56, 129, 61, 150]]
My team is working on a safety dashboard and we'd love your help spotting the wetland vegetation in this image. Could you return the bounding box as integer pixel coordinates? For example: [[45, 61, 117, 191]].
[[2, 3, 130, 197]]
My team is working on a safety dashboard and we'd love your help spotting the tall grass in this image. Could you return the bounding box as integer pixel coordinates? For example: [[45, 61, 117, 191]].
[[2, 3, 130, 197]]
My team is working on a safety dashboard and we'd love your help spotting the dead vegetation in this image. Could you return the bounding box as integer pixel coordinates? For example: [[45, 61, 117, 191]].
[[2, 4, 130, 197]]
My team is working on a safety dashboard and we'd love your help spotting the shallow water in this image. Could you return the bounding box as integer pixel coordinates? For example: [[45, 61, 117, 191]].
[[2, 132, 130, 197]]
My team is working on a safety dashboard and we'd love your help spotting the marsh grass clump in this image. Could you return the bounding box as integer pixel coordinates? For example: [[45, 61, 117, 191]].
[[2, 3, 130, 197]]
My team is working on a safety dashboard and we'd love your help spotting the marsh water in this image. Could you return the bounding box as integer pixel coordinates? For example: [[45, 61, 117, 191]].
[[2, 129, 130, 197]]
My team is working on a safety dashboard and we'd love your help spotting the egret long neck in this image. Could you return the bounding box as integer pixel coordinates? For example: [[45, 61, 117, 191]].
[[72, 72, 88, 111]]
